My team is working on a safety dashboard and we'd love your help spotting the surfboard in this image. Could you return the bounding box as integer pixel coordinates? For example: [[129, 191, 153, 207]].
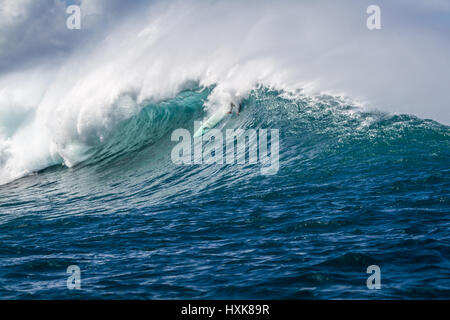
[[194, 109, 229, 138]]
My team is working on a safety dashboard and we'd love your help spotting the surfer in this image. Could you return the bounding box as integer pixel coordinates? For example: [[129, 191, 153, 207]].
[[227, 102, 241, 115]]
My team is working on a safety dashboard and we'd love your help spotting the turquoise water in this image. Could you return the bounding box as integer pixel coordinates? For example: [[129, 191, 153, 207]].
[[0, 88, 449, 299]]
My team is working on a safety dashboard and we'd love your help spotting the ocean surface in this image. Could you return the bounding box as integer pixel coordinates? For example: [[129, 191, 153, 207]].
[[0, 87, 449, 299]]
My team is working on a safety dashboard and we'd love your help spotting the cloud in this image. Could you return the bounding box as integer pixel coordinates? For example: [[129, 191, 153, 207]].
[[0, 0, 148, 73]]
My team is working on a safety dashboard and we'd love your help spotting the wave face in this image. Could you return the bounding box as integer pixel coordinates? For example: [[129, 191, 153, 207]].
[[0, 0, 449, 299], [0, 87, 449, 299]]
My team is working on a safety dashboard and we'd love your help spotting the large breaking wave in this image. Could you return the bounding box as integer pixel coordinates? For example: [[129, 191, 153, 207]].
[[1, 0, 450, 185]]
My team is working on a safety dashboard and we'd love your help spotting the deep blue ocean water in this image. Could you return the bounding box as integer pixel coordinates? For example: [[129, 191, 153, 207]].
[[0, 88, 449, 299]]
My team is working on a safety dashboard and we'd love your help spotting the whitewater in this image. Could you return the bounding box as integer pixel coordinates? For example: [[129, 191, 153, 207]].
[[1, 0, 450, 185]]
